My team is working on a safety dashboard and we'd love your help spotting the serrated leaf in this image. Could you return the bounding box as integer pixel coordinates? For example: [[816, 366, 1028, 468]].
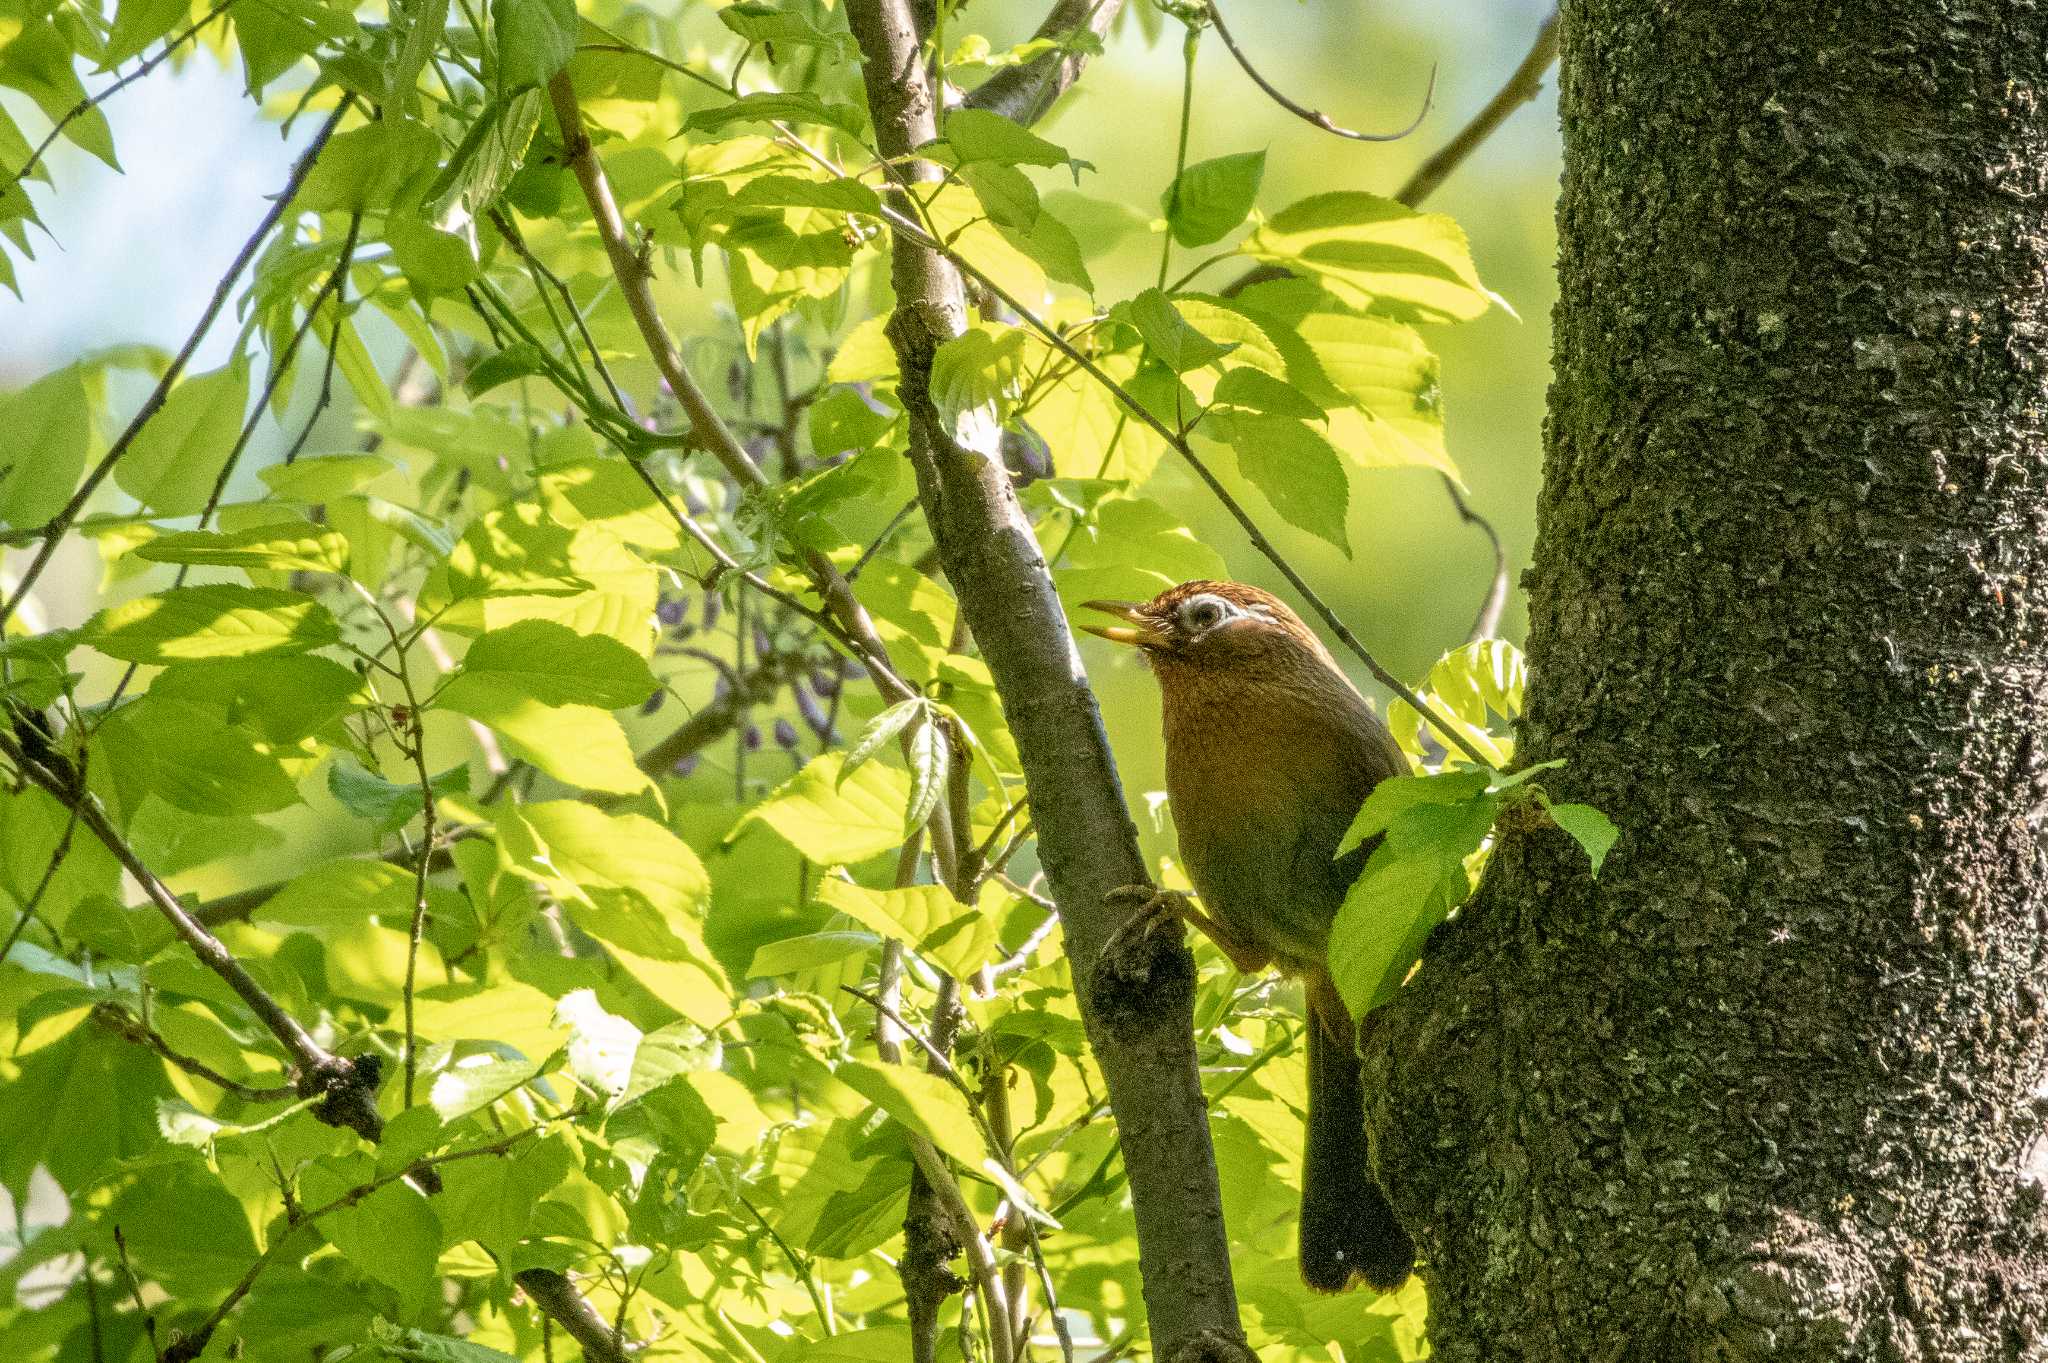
[[1334, 770, 1487, 860], [814, 877, 1005, 977], [1163, 149, 1264, 247], [136, 523, 350, 574], [839, 698, 926, 786], [736, 750, 915, 864], [1124, 288, 1234, 373], [942, 108, 1072, 169], [686, 91, 866, 136], [734, 173, 881, 216], [1243, 190, 1496, 322], [83, 586, 340, 662], [116, 361, 249, 516], [1549, 802, 1619, 875], [835, 1059, 983, 1153], [328, 759, 469, 830], [451, 619, 658, 709], [1212, 412, 1350, 553]]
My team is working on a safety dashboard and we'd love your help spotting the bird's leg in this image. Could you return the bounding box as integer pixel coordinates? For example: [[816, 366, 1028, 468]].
[[1102, 885, 1275, 976]]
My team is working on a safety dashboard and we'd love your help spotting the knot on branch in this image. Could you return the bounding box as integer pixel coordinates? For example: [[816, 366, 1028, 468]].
[[883, 307, 943, 412], [299, 1051, 386, 1144], [1088, 919, 1197, 1042]]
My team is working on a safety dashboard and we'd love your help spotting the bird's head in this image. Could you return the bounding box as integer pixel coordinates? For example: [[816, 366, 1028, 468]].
[[1080, 580, 1340, 681]]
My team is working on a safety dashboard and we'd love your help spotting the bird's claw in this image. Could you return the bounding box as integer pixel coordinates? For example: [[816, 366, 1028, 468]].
[[1100, 885, 1191, 957]]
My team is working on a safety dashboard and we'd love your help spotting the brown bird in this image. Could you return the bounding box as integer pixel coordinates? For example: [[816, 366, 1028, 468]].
[[1083, 580, 1415, 1293]]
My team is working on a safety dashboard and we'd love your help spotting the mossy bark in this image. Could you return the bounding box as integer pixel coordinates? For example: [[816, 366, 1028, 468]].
[[1367, 3, 2048, 1357]]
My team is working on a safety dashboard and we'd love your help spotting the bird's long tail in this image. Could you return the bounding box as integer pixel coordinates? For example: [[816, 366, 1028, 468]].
[[1299, 975, 1415, 1293]]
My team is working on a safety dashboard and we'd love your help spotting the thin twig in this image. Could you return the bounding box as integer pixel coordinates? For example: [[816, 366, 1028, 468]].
[[1394, 8, 1560, 208], [1207, 0, 1434, 143], [1444, 473, 1509, 641], [3, 0, 239, 195], [92, 1003, 297, 1103], [737, 1192, 835, 1336], [166, 1127, 546, 1362], [112, 1228, 162, 1363], [0, 777, 81, 962], [0, 96, 355, 632], [0, 732, 384, 1142]]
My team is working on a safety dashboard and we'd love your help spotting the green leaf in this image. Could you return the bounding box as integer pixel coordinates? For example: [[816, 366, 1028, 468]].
[[1296, 311, 1454, 477], [116, 360, 249, 516], [1243, 190, 1496, 323], [427, 1053, 552, 1123], [83, 586, 341, 662], [1209, 366, 1324, 419], [814, 877, 1005, 977], [1212, 412, 1350, 553], [996, 208, 1094, 292], [748, 929, 880, 978], [105, 1158, 259, 1296], [104, 0, 195, 70], [835, 1059, 983, 1153], [388, 211, 481, 294], [498, 802, 711, 920], [0, 365, 89, 529], [327, 756, 467, 830], [716, 3, 850, 51], [258, 452, 397, 502], [1123, 288, 1234, 373], [135, 523, 350, 574], [493, 0, 578, 90], [1163, 149, 1264, 247], [1327, 792, 1500, 1017], [943, 107, 1072, 169], [1334, 770, 1488, 860], [1549, 802, 1619, 875], [150, 654, 368, 742], [99, 696, 305, 815], [838, 698, 925, 786], [904, 710, 946, 833], [297, 118, 441, 212], [736, 750, 915, 864], [451, 619, 659, 709], [734, 173, 881, 216], [256, 859, 433, 926], [304, 1161, 442, 1314], [442, 677, 649, 794], [929, 324, 1028, 420], [961, 161, 1039, 230], [369, 1318, 524, 1363], [685, 91, 866, 136]]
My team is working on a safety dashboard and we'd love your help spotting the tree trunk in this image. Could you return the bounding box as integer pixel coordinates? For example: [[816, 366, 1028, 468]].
[[1368, 3, 2048, 1358]]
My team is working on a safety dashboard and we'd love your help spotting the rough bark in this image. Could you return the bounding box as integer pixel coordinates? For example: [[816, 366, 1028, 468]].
[[1366, 4, 2048, 1359], [843, 2, 1251, 1357]]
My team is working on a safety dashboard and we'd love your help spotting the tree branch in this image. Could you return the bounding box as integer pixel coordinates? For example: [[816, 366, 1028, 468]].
[[961, 0, 1125, 124], [0, 731, 384, 1143], [1393, 8, 1560, 208], [514, 1269, 630, 1363], [91, 1003, 297, 1103], [0, 96, 354, 632], [843, 2, 1252, 1356]]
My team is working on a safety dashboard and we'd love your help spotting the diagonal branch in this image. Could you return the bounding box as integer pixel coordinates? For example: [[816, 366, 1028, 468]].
[[1394, 7, 1560, 208], [961, 0, 1126, 124], [515, 1269, 630, 1363], [0, 730, 384, 1143], [843, 2, 1254, 1357]]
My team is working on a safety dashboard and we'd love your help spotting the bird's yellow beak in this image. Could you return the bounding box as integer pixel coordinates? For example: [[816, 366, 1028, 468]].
[[1079, 599, 1168, 649]]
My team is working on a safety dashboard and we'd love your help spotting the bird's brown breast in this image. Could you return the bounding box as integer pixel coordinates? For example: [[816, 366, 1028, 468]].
[[1157, 659, 1404, 972]]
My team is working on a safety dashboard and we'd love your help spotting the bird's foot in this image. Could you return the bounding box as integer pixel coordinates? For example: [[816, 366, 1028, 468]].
[[1102, 884, 1193, 951], [1090, 885, 1198, 1034]]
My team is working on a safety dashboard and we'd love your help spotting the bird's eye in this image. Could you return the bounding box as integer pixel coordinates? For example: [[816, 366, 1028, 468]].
[[1182, 597, 1227, 632]]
